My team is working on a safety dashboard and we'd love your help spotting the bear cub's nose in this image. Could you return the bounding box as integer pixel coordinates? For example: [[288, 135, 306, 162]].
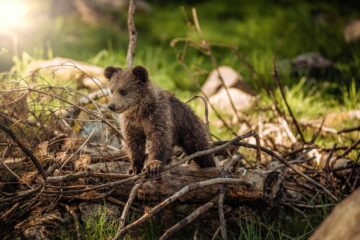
[[108, 104, 116, 111]]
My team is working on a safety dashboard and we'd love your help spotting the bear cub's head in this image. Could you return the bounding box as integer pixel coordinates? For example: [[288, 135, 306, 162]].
[[105, 65, 149, 113]]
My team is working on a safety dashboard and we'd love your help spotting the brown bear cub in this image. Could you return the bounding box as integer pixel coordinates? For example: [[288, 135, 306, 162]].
[[105, 65, 216, 176]]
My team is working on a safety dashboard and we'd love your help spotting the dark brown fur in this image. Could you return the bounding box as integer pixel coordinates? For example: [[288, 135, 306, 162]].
[[105, 65, 215, 176]]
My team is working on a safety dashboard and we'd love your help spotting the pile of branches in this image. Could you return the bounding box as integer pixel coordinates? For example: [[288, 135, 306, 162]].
[[0, 70, 359, 239], [1, 2, 359, 239]]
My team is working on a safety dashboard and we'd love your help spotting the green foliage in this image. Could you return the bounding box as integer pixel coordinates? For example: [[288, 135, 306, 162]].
[[342, 79, 360, 110], [263, 78, 331, 119], [55, 207, 117, 240], [81, 207, 118, 240]]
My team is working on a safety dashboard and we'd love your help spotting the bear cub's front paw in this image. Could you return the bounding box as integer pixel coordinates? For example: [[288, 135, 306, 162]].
[[143, 159, 163, 177]]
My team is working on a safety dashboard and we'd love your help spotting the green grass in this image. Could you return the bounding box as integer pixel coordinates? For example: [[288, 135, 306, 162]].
[[54, 201, 334, 240], [236, 197, 334, 240], [55, 205, 117, 240]]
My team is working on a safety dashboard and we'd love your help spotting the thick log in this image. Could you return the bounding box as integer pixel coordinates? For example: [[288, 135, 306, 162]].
[[111, 165, 282, 203]]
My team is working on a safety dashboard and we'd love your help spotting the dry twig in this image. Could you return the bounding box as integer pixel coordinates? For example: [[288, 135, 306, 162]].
[[127, 0, 137, 68], [113, 181, 143, 240], [159, 196, 219, 240], [0, 123, 47, 181], [115, 178, 249, 237], [65, 205, 81, 240], [218, 187, 227, 240], [273, 60, 306, 144]]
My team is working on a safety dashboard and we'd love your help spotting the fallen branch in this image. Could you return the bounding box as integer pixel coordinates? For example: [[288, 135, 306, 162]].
[[215, 141, 339, 201], [127, 0, 137, 68], [113, 181, 143, 240], [159, 195, 219, 240], [65, 205, 81, 240], [115, 178, 255, 237], [0, 123, 47, 181], [337, 125, 360, 134], [218, 187, 228, 240], [46, 171, 132, 184], [335, 139, 360, 161]]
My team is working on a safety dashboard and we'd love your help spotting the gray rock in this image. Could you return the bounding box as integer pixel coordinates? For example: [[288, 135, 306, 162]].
[[208, 87, 255, 113], [201, 66, 254, 97], [344, 20, 360, 43], [290, 52, 339, 79], [292, 52, 332, 71]]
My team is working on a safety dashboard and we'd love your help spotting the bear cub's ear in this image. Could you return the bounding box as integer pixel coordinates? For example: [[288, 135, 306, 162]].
[[132, 65, 148, 82], [104, 66, 121, 80]]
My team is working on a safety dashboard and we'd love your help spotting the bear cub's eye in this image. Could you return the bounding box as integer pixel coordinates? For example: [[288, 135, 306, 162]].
[[118, 89, 127, 96]]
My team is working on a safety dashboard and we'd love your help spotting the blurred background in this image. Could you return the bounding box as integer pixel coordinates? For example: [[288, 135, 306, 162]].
[[0, 0, 359, 136]]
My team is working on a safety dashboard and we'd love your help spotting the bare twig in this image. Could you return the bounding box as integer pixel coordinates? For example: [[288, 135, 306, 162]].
[[211, 227, 221, 240], [159, 195, 219, 240], [46, 171, 131, 183], [113, 181, 143, 240], [60, 126, 97, 170], [273, 60, 306, 144], [335, 139, 360, 161], [215, 141, 339, 201], [191, 8, 244, 126], [127, 0, 137, 68], [0, 122, 47, 181], [186, 95, 210, 133], [0, 146, 23, 182], [310, 117, 326, 143], [65, 205, 81, 240], [218, 187, 227, 240], [337, 125, 360, 134], [115, 178, 248, 237], [170, 135, 244, 168], [193, 224, 200, 240], [325, 144, 337, 172]]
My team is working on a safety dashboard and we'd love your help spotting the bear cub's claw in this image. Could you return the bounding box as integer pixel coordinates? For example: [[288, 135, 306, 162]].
[[144, 159, 163, 177]]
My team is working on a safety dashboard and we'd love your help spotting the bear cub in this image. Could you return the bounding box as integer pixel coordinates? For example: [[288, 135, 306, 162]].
[[105, 65, 215, 176]]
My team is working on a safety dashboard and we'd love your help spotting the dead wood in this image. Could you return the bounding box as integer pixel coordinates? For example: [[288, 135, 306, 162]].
[[215, 141, 339, 201], [127, 0, 137, 68], [337, 125, 360, 134], [65, 205, 81, 240], [46, 171, 131, 183], [114, 176, 275, 238], [112, 166, 280, 203], [159, 196, 219, 240], [273, 60, 306, 144], [0, 123, 47, 181], [218, 187, 228, 240], [113, 181, 143, 240]]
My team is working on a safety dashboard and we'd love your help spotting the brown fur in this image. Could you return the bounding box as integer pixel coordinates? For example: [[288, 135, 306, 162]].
[[105, 65, 215, 175]]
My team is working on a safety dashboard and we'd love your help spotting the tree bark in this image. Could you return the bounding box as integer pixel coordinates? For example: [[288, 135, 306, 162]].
[[111, 165, 282, 203]]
